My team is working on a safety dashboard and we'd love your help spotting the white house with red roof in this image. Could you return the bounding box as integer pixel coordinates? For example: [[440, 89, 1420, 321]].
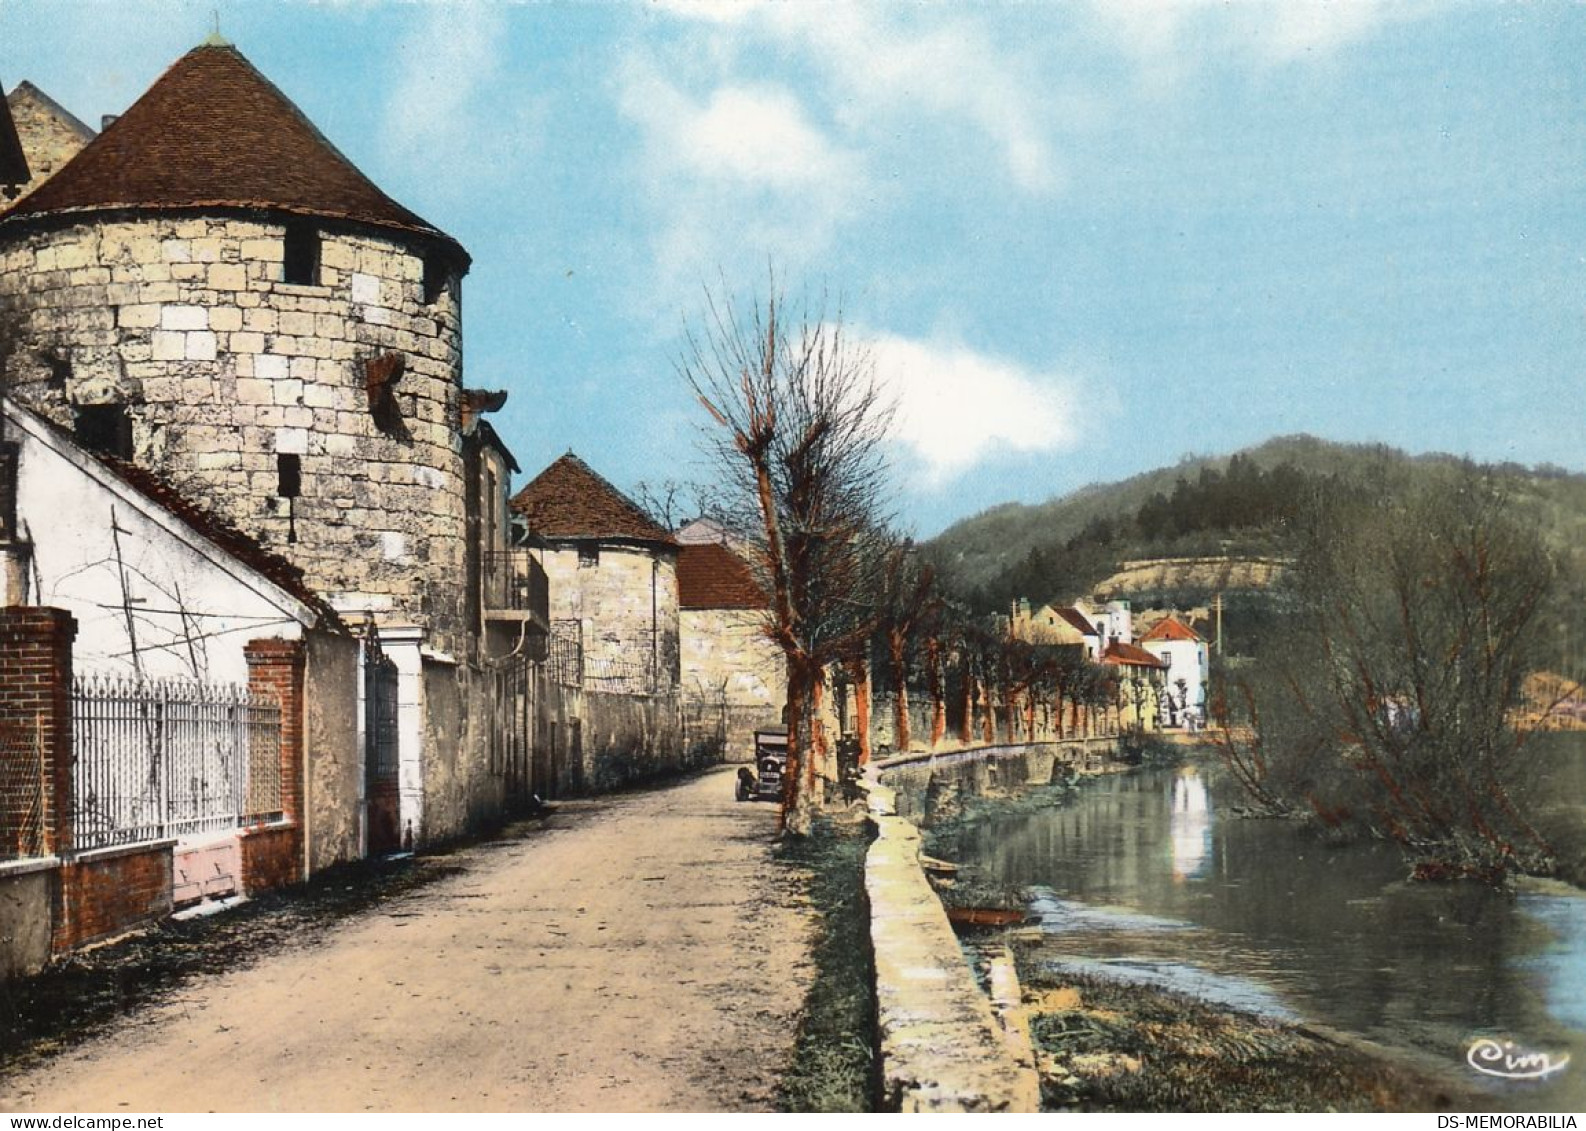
[[1141, 616, 1210, 728]]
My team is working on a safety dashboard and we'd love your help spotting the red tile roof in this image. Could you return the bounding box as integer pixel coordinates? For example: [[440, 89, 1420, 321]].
[[511, 453, 676, 547], [678, 542, 766, 610], [9, 399, 340, 629], [1054, 606, 1097, 637], [1142, 617, 1202, 643], [1, 43, 465, 265], [1102, 641, 1167, 668]]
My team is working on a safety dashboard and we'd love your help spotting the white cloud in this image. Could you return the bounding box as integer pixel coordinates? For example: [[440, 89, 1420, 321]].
[[614, 58, 862, 294], [677, 84, 851, 188], [655, 3, 1064, 193], [1095, 0, 1433, 73], [379, 3, 534, 192], [868, 333, 1082, 486]]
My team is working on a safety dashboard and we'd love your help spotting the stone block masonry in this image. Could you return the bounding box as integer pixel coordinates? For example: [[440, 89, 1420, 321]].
[[0, 216, 471, 653], [864, 798, 1041, 1112]]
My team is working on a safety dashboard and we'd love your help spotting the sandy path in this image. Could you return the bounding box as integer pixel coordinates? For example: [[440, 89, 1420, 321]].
[[0, 768, 814, 1113]]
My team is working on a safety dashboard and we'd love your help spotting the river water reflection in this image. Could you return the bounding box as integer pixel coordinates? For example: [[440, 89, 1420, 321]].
[[948, 736, 1586, 1112]]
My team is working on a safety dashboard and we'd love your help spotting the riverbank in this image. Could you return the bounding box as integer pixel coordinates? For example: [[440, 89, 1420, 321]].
[[1011, 961, 1480, 1112], [892, 740, 1582, 1114]]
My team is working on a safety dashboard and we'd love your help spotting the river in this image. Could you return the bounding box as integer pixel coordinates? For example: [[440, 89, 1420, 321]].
[[945, 735, 1586, 1113]]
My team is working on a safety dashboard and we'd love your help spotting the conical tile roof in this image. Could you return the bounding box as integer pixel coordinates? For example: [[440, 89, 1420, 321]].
[[1, 43, 465, 265]]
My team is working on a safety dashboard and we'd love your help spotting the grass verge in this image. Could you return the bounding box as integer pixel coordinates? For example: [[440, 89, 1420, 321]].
[[773, 814, 878, 1113]]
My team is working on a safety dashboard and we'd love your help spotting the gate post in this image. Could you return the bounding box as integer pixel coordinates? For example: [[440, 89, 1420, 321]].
[[242, 637, 305, 891], [0, 607, 76, 857]]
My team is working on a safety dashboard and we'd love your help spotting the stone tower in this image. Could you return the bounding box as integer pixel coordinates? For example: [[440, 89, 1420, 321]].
[[0, 42, 475, 651]]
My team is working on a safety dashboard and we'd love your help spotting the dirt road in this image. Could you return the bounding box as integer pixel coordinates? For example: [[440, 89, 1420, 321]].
[[0, 768, 815, 1113]]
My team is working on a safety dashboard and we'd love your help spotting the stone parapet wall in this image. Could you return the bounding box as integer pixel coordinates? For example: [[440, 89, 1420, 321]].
[[863, 782, 1040, 1112], [862, 738, 1119, 1111], [877, 738, 1116, 824], [0, 214, 469, 649]]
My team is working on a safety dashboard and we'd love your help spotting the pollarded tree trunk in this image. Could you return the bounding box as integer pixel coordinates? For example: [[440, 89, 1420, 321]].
[[782, 655, 821, 837], [927, 637, 946, 748], [848, 656, 873, 767], [890, 629, 911, 751], [958, 657, 974, 745]]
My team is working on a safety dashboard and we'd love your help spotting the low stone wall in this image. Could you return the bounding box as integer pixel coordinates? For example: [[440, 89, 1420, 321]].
[[878, 738, 1114, 824], [863, 777, 1041, 1112], [861, 738, 1119, 1111]]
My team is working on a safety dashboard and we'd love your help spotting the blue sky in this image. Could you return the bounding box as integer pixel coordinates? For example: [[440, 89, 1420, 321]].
[[3, 1, 1582, 536]]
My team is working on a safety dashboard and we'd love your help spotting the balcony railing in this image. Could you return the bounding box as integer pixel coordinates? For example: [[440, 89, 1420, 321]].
[[482, 550, 550, 624]]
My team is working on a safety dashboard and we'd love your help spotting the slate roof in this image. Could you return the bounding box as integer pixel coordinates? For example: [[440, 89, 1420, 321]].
[[678, 542, 766, 610], [510, 453, 676, 547], [0, 42, 466, 265], [1142, 617, 1202, 644], [1102, 641, 1168, 669]]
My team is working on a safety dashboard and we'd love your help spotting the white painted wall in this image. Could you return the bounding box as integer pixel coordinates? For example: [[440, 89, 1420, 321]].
[[4, 402, 311, 683], [1143, 638, 1209, 719]]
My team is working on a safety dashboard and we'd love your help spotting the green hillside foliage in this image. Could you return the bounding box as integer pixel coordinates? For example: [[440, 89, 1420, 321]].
[[931, 435, 1586, 620]]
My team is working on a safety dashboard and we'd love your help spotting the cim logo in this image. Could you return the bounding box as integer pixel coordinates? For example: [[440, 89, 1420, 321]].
[[1466, 1037, 1572, 1080]]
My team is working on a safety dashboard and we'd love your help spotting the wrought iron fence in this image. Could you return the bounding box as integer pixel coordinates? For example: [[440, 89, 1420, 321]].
[[583, 654, 658, 696], [548, 620, 583, 688], [546, 619, 658, 694], [0, 717, 45, 861], [71, 676, 283, 851]]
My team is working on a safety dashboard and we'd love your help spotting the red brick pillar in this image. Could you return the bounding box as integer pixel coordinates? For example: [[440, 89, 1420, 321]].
[[0, 607, 76, 857], [242, 637, 305, 891]]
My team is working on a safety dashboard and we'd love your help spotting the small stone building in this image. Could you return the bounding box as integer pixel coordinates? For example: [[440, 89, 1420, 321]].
[[511, 453, 680, 695], [3, 81, 96, 203], [677, 540, 784, 760]]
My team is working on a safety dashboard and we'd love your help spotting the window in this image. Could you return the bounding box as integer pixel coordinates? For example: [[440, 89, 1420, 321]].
[[276, 453, 302, 498], [282, 221, 320, 285], [578, 545, 599, 569], [277, 453, 302, 543], [422, 250, 449, 305], [74, 404, 132, 460]]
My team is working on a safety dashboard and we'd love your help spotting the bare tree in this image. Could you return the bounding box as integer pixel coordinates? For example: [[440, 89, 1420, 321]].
[[876, 540, 942, 753], [680, 280, 893, 835], [1217, 470, 1569, 878]]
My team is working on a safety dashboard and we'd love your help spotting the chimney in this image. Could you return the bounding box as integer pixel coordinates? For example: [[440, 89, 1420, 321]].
[[100, 114, 119, 131]]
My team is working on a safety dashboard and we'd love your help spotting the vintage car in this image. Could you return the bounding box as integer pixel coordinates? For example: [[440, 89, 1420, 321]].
[[735, 727, 787, 802]]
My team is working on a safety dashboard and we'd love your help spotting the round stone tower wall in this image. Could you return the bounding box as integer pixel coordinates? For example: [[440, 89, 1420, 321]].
[[0, 213, 469, 651]]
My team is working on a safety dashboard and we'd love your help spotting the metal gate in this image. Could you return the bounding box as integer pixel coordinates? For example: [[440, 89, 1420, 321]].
[[363, 630, 401, 855], [490, 658, 536, 811]]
